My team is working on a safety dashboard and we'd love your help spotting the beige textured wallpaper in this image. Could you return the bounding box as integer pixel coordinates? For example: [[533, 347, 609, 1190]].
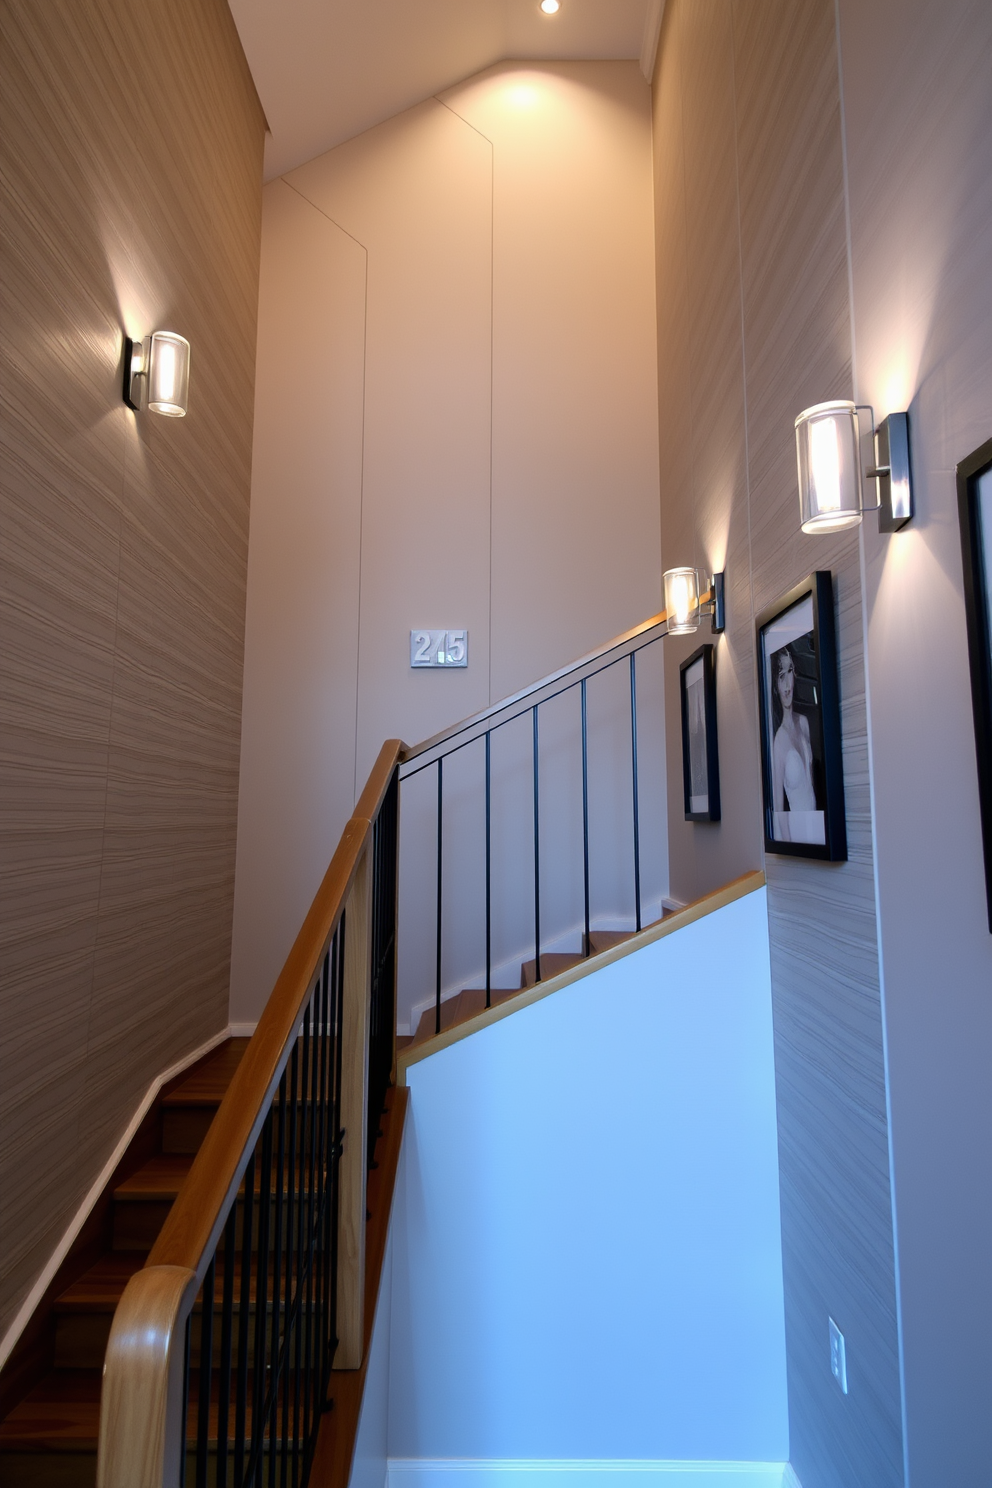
[[0, 0, 265, 1343], [651, 2, 904, 1485]]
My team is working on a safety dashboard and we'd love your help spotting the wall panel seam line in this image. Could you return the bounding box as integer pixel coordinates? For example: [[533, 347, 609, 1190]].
[[835, 5, 910, 1473], [673, 6, 699, 578], [728, 0, 762, 836], [432, 95, 496, 706], [278, 176, 371, 806]]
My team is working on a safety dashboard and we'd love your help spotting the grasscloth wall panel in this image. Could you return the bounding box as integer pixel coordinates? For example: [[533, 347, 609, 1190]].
[[0, 0, 264, 1342], [653, 1, 904, 1483]]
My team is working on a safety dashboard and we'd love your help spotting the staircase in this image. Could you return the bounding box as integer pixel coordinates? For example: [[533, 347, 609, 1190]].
[[0, 1036, 405, 1488], [406, 924, 667, 1046], [0, 1039, 247, 1486], [2, 601, 713, 1487]]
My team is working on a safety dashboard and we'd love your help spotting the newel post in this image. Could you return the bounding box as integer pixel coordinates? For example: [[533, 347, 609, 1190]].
[[335, 841, 373, 1368], [97, 1264, 198, 1488]]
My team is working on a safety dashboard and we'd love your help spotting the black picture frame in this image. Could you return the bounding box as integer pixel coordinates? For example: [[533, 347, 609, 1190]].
[[755, 570, 846, 861], [679, 643, 721, 822], [956, 437, 992, 932]]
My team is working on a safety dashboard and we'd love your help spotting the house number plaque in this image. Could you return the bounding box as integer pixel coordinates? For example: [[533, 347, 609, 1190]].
[[410, 630, 468, 668]]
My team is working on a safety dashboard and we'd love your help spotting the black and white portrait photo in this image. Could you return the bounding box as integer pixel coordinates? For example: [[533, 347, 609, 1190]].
[[756, 572, 846, 861], [679, 644, 720, 822], [764, 596, 824, 846]]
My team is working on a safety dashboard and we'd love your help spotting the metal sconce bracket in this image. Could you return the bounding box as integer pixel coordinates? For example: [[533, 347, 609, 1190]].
[[122, 336, 144, 411], [858, 405, 914, 531], [698, 571, 726, 634]]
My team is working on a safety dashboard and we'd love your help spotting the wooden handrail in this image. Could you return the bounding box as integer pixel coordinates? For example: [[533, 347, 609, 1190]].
[[99, 740, 404, 1488], [399, 591, 715, 770], [147, 739, 403, 1278], [354, 738, 405, 825]]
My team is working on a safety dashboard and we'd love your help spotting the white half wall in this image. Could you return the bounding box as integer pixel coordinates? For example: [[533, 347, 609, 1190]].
[[387, 888, 788, 1461]]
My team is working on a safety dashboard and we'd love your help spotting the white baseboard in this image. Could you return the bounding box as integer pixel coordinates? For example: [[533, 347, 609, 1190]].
[[388, 1463, 797, 1488], [0, 1021, 238, 1369], [228, 1022, 258, 1038]]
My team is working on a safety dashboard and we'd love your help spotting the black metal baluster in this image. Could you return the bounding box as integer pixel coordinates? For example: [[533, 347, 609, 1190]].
[[250, 1113, 274, 1484], [195, 1257, 215, 1488], [330, 928, 345, 1368], [435, 757, 443, 1034], [180, 1312, 192, 1488], [313, 956, 330, 1410], [291, 1008, 312, 1483], [532, 705, 541, 982], [301, 985, 321, 1451], [216, 1203, 236, 1488], [267, 1073, 287, 1487], [630, 651, 642, 933], [280, 1040, 299, 1488], [234, 1151, 255, 1488], [485, 731, 492, 1007], [581, 678, 590, 956]]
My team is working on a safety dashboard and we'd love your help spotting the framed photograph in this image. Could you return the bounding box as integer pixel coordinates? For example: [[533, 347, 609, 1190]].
[[956, 438, 992, 932], [756, 571, 846, 861], [679, 644, 720, 822]]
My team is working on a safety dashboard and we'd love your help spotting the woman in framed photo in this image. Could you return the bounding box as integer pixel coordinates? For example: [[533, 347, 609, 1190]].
[[756, 571, 846, 861], [770, 645, 818, 841]]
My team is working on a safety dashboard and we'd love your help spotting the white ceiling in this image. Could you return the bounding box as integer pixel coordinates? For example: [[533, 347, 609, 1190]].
[[228, 0, 660, 179]]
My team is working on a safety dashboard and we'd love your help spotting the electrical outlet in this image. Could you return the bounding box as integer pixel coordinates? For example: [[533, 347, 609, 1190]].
[[829, 1317, 848, 1394]]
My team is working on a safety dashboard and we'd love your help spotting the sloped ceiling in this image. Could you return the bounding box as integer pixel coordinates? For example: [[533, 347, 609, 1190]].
[[228, 0, 656, 178]]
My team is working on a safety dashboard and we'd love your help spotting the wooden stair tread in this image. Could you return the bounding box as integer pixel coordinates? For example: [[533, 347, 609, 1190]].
[[587, 928, 635, 953], [55, 1254, 263, 1314], [55, 1255, 145, 1313], [113, 1154, 193, 1200], [0, 1372, 101, 1451], [406, 922, 671, 1054], [162, 1038, 249, 1106], [520, 951, 585, 987], [411, 986, 518, 1046]]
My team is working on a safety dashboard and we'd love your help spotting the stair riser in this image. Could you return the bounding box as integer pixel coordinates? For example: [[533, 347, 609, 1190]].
[[54, 1308, 297, 1371], [0, 1452, 95, 1488], [162, 1107, 217, 1155], [113, 1198, 332, 1251]]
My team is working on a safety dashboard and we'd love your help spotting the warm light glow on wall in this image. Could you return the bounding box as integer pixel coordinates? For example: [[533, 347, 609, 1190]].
[[540, 0, 561, 13]]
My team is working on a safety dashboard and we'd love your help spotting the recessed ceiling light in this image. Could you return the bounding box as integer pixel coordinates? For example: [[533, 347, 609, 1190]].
[[540, 0, 561, 14]]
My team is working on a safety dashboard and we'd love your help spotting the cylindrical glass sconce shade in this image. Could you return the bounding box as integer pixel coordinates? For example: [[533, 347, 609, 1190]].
[[795, 401, 862, 533], [663, 567, 699, 635], [146, 332, 190, 416]]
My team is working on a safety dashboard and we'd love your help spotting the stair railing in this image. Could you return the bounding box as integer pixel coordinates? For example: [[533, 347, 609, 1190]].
[[399, 590, 718, 1035], [97, 741, 402, 1488]]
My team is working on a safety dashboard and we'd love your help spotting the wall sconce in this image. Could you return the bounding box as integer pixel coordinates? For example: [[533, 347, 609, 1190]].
[[795, 400, 913, 535], [123, 332, 191, 417], [663, 568, 726, 635], [664, 567, 699, 634]]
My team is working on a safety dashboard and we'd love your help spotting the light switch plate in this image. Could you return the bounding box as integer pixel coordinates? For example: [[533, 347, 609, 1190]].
[[829, 1317, 848, 1394], [410, 630, 468, 668]]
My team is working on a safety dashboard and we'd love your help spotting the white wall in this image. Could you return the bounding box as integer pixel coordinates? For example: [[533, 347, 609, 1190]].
[[231, 61, 662, 1025], [388, 889, 788, 1463], [838, 0, 992, 1481]]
